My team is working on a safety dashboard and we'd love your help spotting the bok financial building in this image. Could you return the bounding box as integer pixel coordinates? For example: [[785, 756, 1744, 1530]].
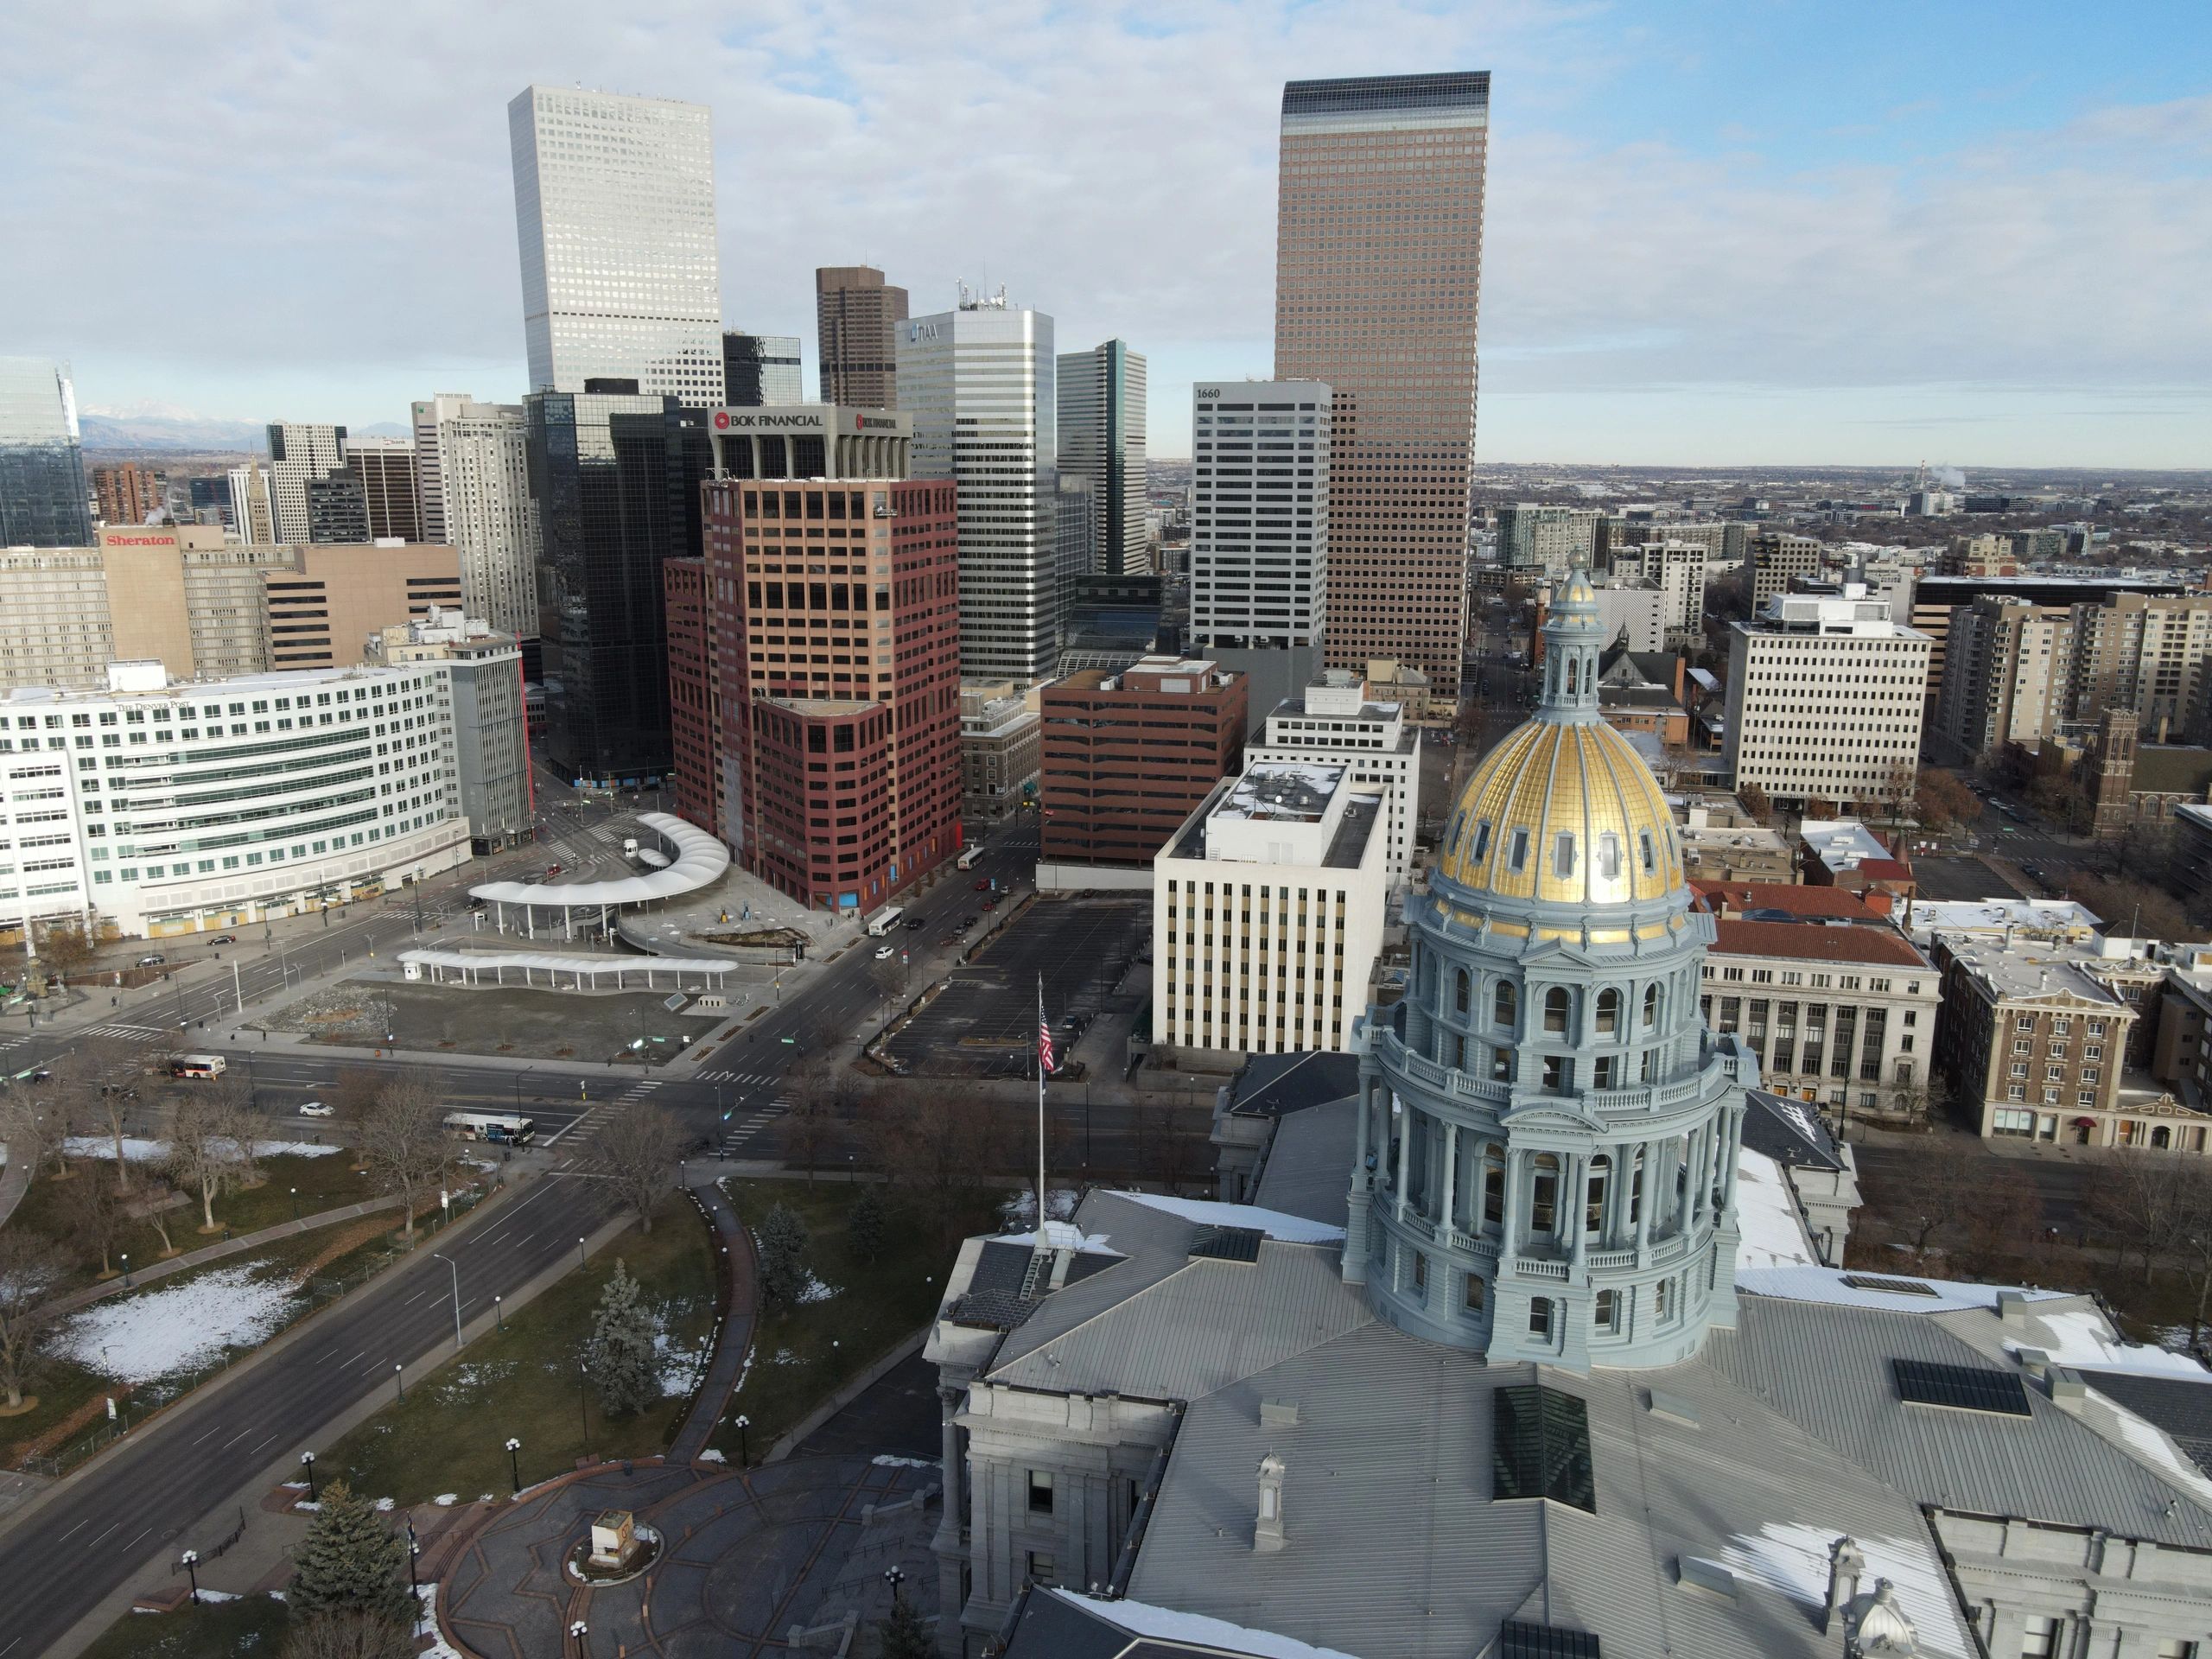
[[666, 405, 963, 914]]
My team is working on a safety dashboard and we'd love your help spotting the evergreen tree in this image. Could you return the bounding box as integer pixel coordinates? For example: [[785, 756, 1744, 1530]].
[[755, 1203, 812, 1311], [877, 1594, 933, 1659], [586, 1259, 660, 1417], [847, 1185, 886, 1265], [289, 1481, 410, 1623]]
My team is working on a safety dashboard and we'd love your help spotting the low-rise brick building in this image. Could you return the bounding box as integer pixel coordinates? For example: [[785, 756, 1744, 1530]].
[[1039, 656, 1245, 869]]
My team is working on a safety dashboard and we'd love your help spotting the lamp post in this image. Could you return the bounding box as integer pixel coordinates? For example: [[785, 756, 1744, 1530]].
[[734, 1413, 751, 1467], [494, 1294, 504, 1332], [506, 1437, 523, 1495], [576, 1235, 586, 1272], [120, 1251, 131, 1287], [289, 1185, 298, 1222], [394, 1362, 404, 1402], [300, 1450, 317, 1503], [431, 1252, 462, 1351], [181, 1548, 200, 1605], [577, 1360, 590, 1446], [569, 1620, 588, 1656], [407, 1523, 420, 1596], [883, 1564, 906, 1607]]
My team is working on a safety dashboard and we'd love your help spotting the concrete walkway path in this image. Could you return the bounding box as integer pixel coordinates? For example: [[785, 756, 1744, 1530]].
[[668, 1172, 758, 1464], [44, 1193, 411, 1316]]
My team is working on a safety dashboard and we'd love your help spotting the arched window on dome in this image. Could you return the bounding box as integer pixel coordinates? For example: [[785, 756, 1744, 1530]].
[[1508, 828, 1530, 874], [1638, 830, 1657, 876], [1483, 1147, 1505, 1225], [1445, 811, 1465, 857], [1531, 1154, 1560, 1234], [1454, 969, 1471, 1016], [1642, 983, 1662, 1031], [1566, 658, 1580, 696], [1543, 986, 1572, 1035], [1494, 981, 1517, 1033], [1471, 820, 1491, 862], [1629, 1147, 1646, 1224], [1586, 1155, 1610, 1234], [1596, 832, 1621, 882], [1596, 988, 1622, 1037], [1463, 1274, 1485, 1314], [1553, 832, 1576, 880]]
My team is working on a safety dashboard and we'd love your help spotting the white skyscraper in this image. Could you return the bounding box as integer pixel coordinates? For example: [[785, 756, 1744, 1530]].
[[412, 394, 541, 642], [898, 289, 1058, 681], [1188, 380, 1331, 651], [264, 422, 346, 546], [1057, 339, 1148, 577], [507, 85, 724, 404]]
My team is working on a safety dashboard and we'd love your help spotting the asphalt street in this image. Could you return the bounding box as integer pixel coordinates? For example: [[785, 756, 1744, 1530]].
[[0, 1169, 620, 1658]]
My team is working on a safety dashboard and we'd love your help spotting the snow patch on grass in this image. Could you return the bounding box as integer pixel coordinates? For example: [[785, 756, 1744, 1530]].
[[697, 1448, 726, 1465], [433, 1493, 458, 1506], [51, 1263, 302, 1384], [63, 1136, 342, 1163], [796, 1272, 839, 1306]]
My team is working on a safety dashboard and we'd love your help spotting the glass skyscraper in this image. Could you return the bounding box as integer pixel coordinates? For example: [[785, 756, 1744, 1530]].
[[1057, 339, 1148, 578], [508, 86, 725, 404], [0, 358, 94, 547], [1274, 72, 1490, 702], [721, 331, 803, 406]]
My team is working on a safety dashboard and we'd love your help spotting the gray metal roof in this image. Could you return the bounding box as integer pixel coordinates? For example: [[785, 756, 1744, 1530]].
[[1249, 1099, 1356, 1231], [1709, 1296, 2212, 1548]]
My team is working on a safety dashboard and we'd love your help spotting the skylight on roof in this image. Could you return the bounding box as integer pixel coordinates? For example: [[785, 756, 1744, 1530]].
[[1491, 1384, 1597, 1512], [1894, 1357, 2031, 1416], [1842, 1273, 1941, 1298], [1498, 1620, 1602, 1658]]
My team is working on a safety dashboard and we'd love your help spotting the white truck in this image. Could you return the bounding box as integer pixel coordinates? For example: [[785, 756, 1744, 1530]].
[[864, 906, 905, 937]]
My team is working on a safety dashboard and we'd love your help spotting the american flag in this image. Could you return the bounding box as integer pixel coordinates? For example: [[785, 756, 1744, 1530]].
[[1038, 1013, 1057, 1076]]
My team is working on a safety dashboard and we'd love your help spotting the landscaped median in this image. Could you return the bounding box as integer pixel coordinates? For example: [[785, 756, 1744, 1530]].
[[318, 1190, 716, 1504]]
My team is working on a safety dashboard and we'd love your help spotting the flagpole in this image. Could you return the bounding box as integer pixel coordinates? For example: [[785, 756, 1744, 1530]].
[[1036, 972, 1048, 1233]]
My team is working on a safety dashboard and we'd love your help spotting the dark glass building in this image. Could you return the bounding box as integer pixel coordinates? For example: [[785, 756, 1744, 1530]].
[[305, 473, 372, 543], [526, 385, 712, 785], [721, 331, 803, 407], [0, 357, 94, 547]]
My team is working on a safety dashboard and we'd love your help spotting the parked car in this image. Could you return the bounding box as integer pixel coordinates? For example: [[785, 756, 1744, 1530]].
[[982, 898, 998, 912], [974, 878, 992, 891], [208, 932, 236, 945], [544, 863, 563, 877], [298, 1101, 334, 1118], [874, 944, 895, 960], [137, 953, 166, 967], [904, 913, 928, 930]]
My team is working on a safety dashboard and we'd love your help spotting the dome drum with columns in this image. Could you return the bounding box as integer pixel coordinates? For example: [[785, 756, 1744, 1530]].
[[1349, 563, 1755, 1370]]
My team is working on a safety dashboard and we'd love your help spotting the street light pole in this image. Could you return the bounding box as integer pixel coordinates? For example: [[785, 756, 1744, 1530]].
[[734, 1413, 751, 1466], [884, 1564, 906, 1606], [507, 1436, 523, 1495], [300, 1451, 316, 1503], [578, 1360, 590, 1446], [394, 1362, 404, 1402], [432, 1252, 462, 1351], [181, 1549, 200, 1605]]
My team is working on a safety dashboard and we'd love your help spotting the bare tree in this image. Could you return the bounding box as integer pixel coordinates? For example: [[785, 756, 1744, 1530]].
[[0, 1090, 65, 1185], [355, 1073, 448, 1241], [597, 1103, 682, 1232], [2089, 1151, 2190, 1284], [2168, 1162, 2212, 1346], [169, 1090, 251, 1233], [869, 1088, 1009, 1243], [136, 1174, 183, 1258], [0, 1229, 64, 1410], [782, 1056, 839, 1182], [280, 1611, 416, 1659], [1879, 1135, 1989, 1263], [58, 1166, 129, 1278]]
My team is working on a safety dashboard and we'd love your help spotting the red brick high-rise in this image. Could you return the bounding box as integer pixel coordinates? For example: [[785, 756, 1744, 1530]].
[[667, 405, 962, 912]]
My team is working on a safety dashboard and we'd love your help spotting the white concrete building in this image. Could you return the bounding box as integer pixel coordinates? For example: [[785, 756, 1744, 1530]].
[[0, 650, 522, 942], [1154, 760, 1388, 1057], [1586, 576, 1668, 653], [410, 394, 541, 642], [507, 85, 724, 404], [264, 422, 345, 547], [1724, 585, 1931, 810], [1245, 674, 1420, 888], [899, 290, 1058, 681], [1609, 538, 1708, 638], [1188, 380, 1330, 652]]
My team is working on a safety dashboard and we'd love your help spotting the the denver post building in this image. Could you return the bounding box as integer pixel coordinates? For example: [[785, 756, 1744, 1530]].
[[927, 570, 2212, 1657]]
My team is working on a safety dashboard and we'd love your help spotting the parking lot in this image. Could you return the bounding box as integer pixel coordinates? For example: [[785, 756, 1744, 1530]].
[[882, 894, 1148, 1078], [1911, 855, 2026, 905]]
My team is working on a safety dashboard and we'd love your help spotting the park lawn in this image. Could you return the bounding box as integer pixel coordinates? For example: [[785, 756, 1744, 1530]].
[[321, 1192, 715, 1505], [0, 1218, 410, 1471], [709, 1177, 994, 1461], [79, 1592, 289, 1659], [10, 1151, 379, 1297]]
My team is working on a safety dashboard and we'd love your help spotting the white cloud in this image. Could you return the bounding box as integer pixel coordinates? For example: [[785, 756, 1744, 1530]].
[[1, 4, 2204, 464]]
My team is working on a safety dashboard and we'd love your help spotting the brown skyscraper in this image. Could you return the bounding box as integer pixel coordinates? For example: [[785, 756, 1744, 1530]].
[[816, 265, 909, 406], [1274, 72, 1489, 702]]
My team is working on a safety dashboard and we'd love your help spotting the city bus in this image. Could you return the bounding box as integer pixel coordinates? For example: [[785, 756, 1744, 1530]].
[[442, 1111, 537, 1147], [170, 1054, 228, 1080], [957, 846, 984, 871]]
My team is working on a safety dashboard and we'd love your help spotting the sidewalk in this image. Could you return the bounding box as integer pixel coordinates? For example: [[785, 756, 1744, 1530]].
[[668, 1168, 759, 1463], [43, 1194, 411, 1316]]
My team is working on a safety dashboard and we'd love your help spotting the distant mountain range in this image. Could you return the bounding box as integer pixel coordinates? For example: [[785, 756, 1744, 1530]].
[[78, 414, 411, 455]]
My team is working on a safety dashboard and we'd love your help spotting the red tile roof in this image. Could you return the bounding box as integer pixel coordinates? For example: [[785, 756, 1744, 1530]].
[[1710, 918, 1930, 968], [1691, 880, 1881, 922]]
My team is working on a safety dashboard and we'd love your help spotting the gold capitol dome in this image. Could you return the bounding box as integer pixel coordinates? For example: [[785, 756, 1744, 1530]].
[[1435, 563, 1685, 911]]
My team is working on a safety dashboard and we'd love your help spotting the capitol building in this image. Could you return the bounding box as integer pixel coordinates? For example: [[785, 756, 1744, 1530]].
[[926, 570, 2212, 1659]]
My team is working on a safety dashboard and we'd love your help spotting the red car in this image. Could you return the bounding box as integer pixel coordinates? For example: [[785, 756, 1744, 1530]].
[[974, 878, 990, 890], [982, 898, 997, 911], [545, 863, 563, 878]]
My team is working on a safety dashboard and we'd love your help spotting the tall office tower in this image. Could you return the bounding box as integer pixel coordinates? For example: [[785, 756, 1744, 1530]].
[[92, 462, 163, 526], [1725, 582, 1932, 811], [0, 357, 94, 547], [264, 422, 347, 544], [899, 289, 1058, 680], [508, 86, 724, 403], [1057, 339, 1148, 576], [817, 265, 909, 406], [1188, 380, 1331, 651], [305, 473, 372, 543], [1275, 73, 1489, 702], [188, 474, 233, 531], [721, 331, 803, 406], [344, 436, 420, 541], [1751, 530, 1827, 607], [525, 387, 712, 785], [226, 460, 277, 544], [411, 394, 540, 643], [671, 406, 963, 910]]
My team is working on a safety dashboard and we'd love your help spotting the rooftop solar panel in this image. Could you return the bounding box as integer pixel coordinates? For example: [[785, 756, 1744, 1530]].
[[1894, 1357, 2031, 1416], [1842, 1273, 1940, 1297], [1189, 1226, 1263, 1263]]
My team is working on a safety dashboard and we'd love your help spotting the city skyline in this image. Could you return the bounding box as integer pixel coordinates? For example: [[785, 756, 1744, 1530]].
[[3, 2, 2207, 467]]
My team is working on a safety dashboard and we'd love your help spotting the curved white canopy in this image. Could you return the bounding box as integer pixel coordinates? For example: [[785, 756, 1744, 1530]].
[[469, 812, 729, 910], [400, 948, 734, 979]]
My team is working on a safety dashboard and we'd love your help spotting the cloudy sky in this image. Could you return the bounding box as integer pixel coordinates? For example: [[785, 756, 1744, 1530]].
[[5, 1, 2208, 465]]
